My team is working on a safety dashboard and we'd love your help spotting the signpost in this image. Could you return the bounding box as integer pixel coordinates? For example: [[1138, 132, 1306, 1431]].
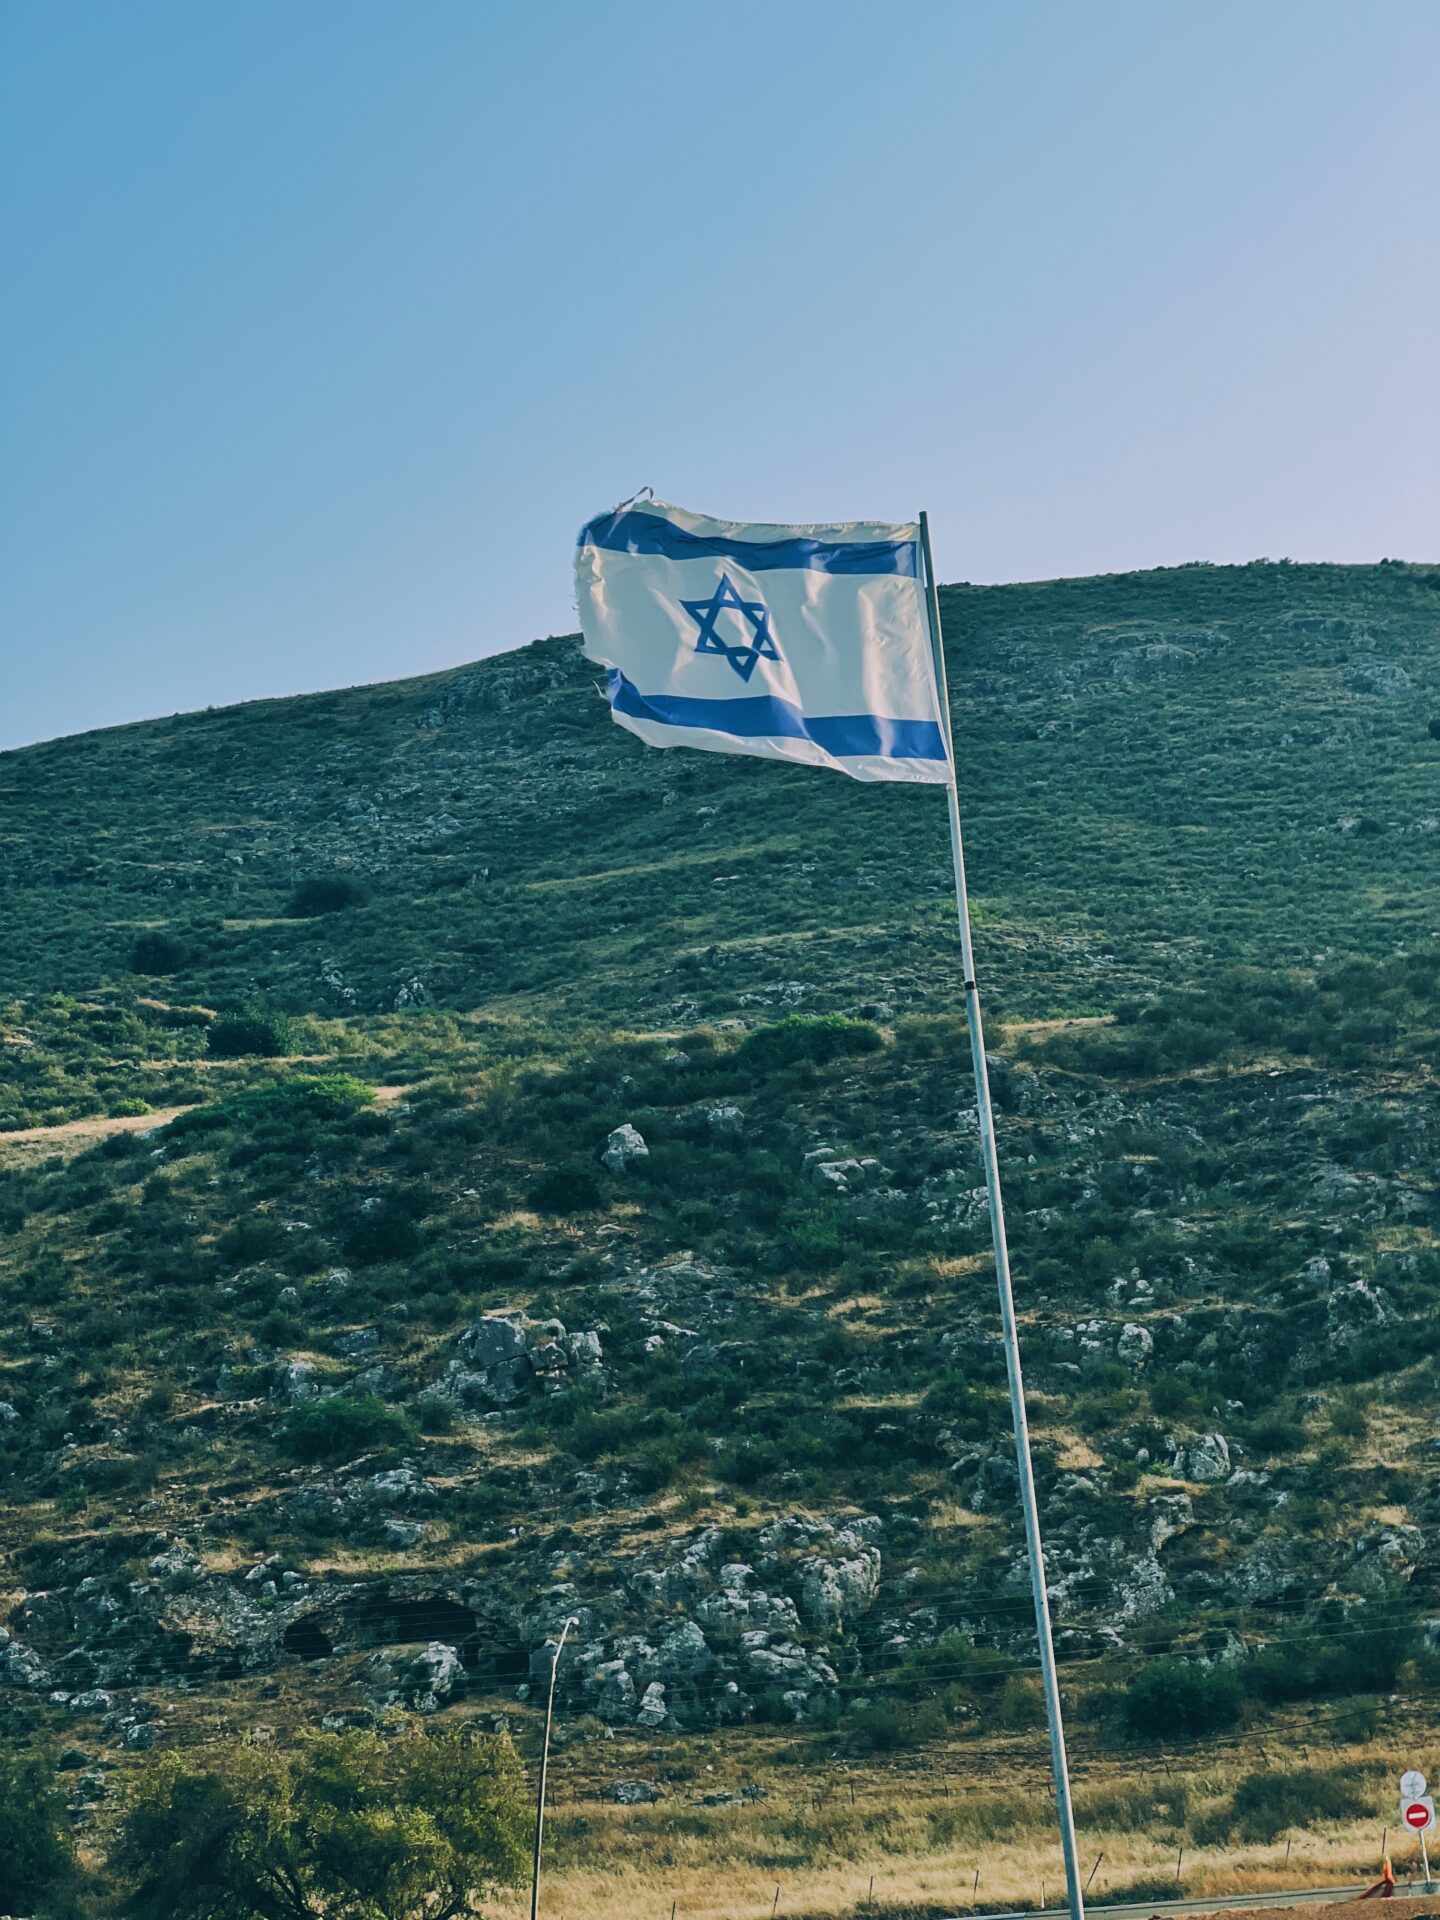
[[1399, 1772, 1434, 1888]]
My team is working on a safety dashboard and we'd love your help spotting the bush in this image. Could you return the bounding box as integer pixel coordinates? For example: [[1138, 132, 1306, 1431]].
[[1121, 1659, 1243, 1737], [281, 1394, 414, 1463], [994, 1673, 1047, 1729], [921, 1375, 1006, 1438], [0, 1748, 77, 1916], [1242, 1407, 1307, 1456], [342, 1192, 426, 1263], [207, 1009, 296, 1058], [233, 1075, 375, 1125], [738, 1014, 884, 1074], [845, 1698, 946, 1752], [527, 1161, 603, 1213], [286, 875, 368, 917], [1228, 1766, 1372, 1841], [1248, 1591, 1419, 1699], [111, 1729, 528, 1920], [129, 930, 187, 974]]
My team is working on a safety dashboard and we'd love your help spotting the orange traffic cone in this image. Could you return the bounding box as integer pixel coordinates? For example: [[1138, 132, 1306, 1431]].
[[1359, 1858, 1396, 1898]]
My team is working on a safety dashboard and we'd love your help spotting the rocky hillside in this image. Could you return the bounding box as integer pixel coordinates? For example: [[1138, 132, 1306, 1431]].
[[1, 558, 1438, 1804]]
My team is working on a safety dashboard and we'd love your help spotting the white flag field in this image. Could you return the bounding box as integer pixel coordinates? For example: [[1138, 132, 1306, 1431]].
[[575, 497, 951, 784]]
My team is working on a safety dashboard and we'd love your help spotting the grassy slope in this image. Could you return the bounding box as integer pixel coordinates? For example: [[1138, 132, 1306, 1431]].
[[5, 562, 1439, 1050], [2, 559, 1439, 1916]]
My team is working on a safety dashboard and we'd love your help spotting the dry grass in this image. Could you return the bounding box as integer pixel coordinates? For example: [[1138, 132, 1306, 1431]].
[[495, 1731, 1432, 1920]]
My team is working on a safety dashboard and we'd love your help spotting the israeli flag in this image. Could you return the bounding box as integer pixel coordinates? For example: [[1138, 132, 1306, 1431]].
[[576, 497, 950, 785]]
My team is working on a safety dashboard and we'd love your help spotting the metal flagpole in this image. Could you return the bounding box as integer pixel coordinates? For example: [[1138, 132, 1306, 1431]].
[[530, 1614, 577, 1920], [918, 512, 1085, 1920]]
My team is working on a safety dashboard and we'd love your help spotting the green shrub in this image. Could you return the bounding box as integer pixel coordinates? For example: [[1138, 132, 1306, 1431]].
[[215, 1215, 285, 1263], [1121, 1659, 1243, 1737], [845, 1698, 946, 1752], [921, 1375, 1007, 1438], [1330, 1390, 1369, 1439], [250, 1074, 374, 1119], [286, 875, 368, 917], [129, 930, 188, 974], [527, 1160, 603, 1213], [1242, 1407, 1307, 1456], [0, 1747, 77, 1916], [1150, 1371, 1206, 1419], [342, 1194, 425, 1263], [1227, 1765, 1372, 1841], [207, 1009, 296, 1058], [416, 1396, 458, 1435], [1248, 1592, 1419, 1699], [281, 1394, 414, 1463], [993, 1673, 1048, 1729], [738, 1014, 884, 1073], [773, 1200, 878, 1271]]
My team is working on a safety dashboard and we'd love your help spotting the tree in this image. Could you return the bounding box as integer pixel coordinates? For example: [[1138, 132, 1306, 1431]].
[[113, 1729, 529, 1920], [0, 1747, 77, 1916], [295, 1730, 530, 1920]]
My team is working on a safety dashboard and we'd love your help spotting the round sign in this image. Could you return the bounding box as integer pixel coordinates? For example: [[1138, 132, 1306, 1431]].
[[1404, 1802, 1431, 1830], [1401, 1770, 1428, 1799]]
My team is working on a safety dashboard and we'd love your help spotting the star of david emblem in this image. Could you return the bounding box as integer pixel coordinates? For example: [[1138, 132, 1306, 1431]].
[[680, 573, 780, 682]]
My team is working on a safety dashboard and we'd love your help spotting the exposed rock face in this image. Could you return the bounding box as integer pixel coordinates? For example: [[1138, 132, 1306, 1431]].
[[495, 1512, 884, 1729], [636, 1680, 668, 1726], [365, 1465, 438, 1513], [1147, 1493, 1194, 1552], [0, 1626, 50, 1689], [797, 1547, 881, 1632], [402, 1640, 464, 1712], [1325, 1278, 1398, 1352], [605, 1779, 663, 1804], [1174, 1433, 1231, 1484], [456, 1313, 531, 1401], [429, 1311, 605, 1416], [592, 1659, 637, 1722], [602, 1123, 649, 1172], [1344, 658, 1411, 695], [1116, 1322, 1154, 1368], [922, 1175, 990, 1236], [279, 1359, 320, 1401], [971, 1453, 1020, 1513]]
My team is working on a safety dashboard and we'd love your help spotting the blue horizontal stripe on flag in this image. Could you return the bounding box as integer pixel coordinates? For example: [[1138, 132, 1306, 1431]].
[[606, 671, 947, 762], [579, 508, 918, 577]]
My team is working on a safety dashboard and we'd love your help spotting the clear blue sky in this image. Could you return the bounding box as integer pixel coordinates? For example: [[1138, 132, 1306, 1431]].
[[2, 1, 1436, 750]]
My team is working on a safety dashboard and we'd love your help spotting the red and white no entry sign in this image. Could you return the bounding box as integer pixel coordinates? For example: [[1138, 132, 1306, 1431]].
[[1403, 1798, 1435, 1832]]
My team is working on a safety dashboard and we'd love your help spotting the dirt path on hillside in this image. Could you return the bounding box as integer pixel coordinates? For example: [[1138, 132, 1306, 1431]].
[[0, 1082, 412, 1149], [0, 1105, 196, 1146]]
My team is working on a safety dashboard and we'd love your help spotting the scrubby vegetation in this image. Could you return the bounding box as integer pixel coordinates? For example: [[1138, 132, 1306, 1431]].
[[2, 561, 1438, 1919]]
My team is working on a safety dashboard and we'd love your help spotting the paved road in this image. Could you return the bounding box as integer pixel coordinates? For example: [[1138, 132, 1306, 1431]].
[[944, 1887, 1375, 1920]]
